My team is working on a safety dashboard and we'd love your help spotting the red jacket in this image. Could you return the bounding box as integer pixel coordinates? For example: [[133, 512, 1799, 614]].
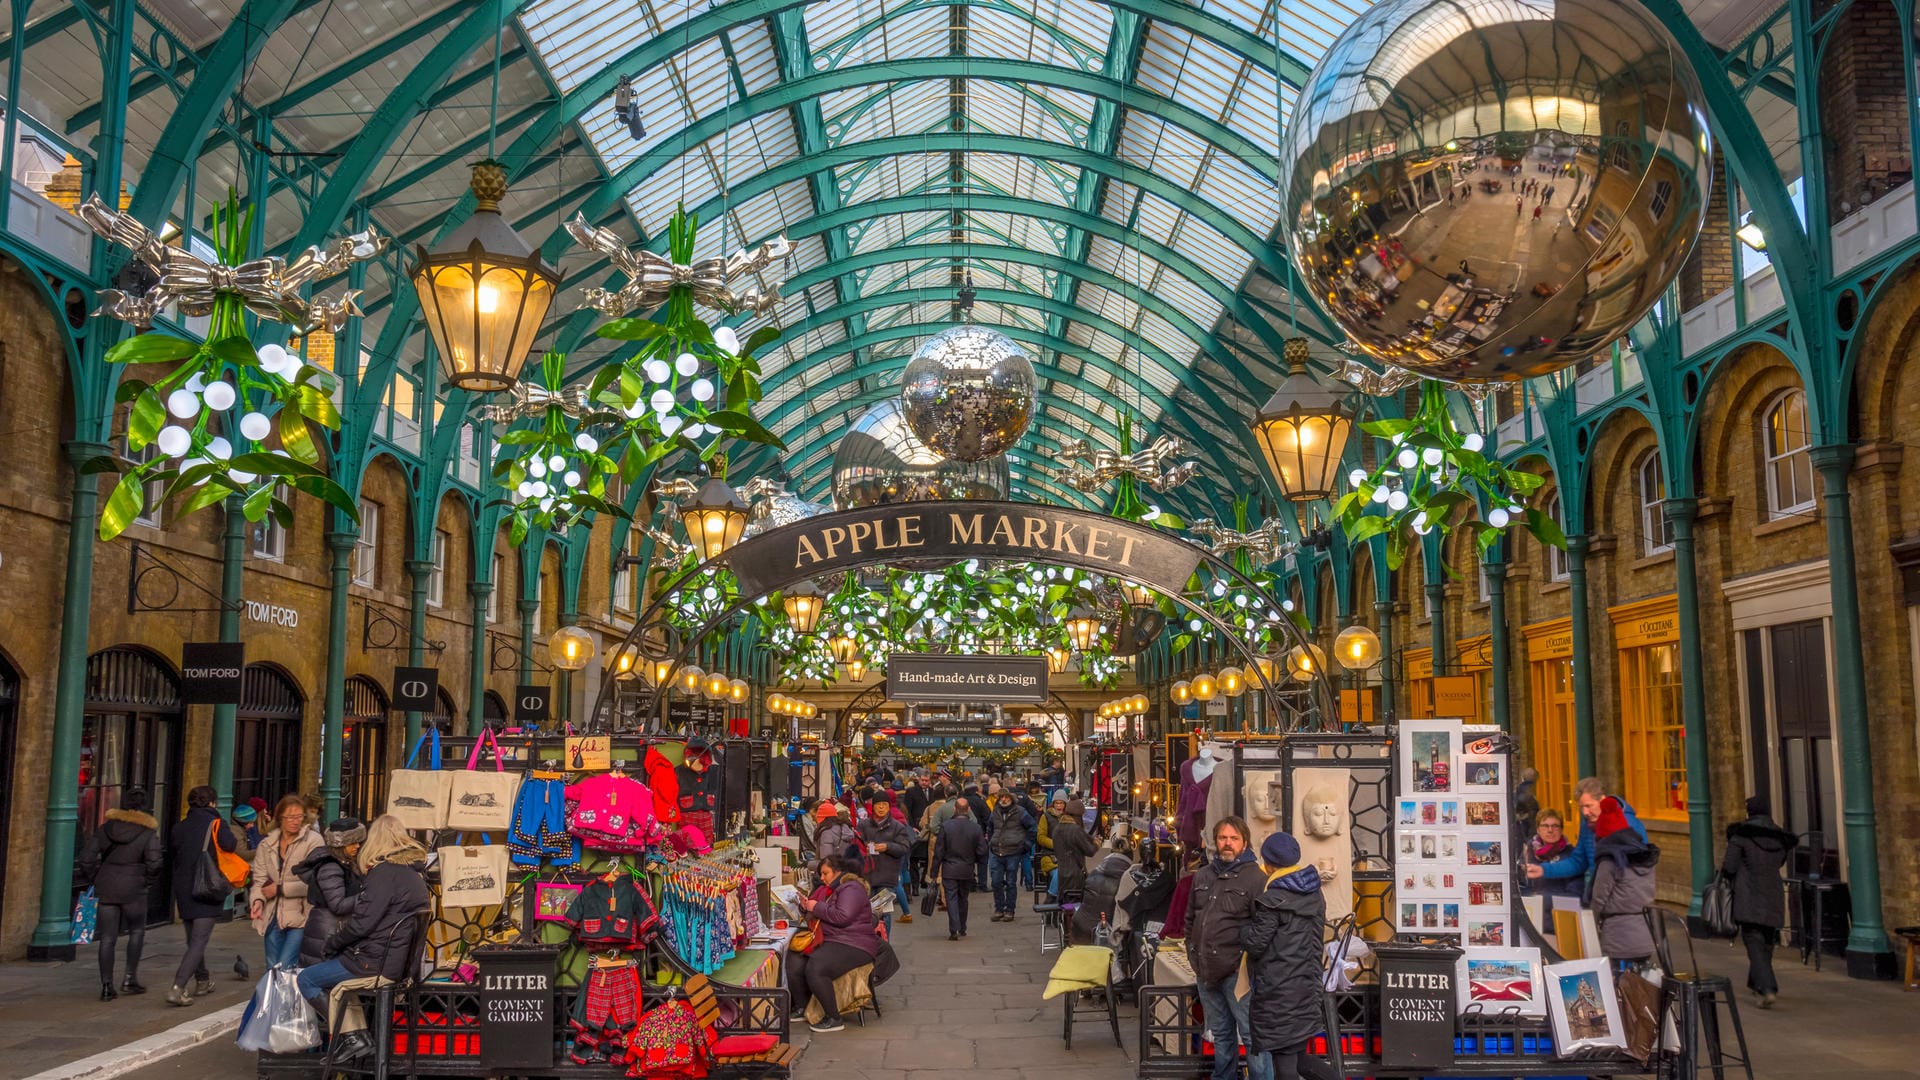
[[644, 746, 681, 826]]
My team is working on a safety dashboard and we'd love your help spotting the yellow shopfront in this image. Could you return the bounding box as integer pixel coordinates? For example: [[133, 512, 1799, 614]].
[[1610, 594, 1685, 822], [1403, 648, 1433, 717], [1522, 617, 1576, 817]]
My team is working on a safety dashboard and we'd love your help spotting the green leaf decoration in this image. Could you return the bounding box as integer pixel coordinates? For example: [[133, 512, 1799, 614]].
[[105, 334, 198, 365], [280, 409, 320, 465], [704, 410, 785, 448], [597, 318, 669, 341], [99, 472, 146, 540], [294, 384, 342, 429], [1526, 506, 1567, 548], [127, 390, 166, 451], [242, 484, 275, 521], [1345, 515, 1391, 544], [180, 481, 236, 518], [209, 336, 259, 367]]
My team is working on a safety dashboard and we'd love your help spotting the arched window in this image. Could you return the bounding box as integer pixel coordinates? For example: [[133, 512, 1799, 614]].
[[1763, 390, 1815, 518], [1637, 452, 1673, 555], [1546, 493, 1570, 581]]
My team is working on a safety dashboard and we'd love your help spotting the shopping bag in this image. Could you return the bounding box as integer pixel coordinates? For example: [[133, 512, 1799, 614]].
[[447, 729, 520, 832], [437, 843, 509, 909], [1614, 970, 1661, 1064], [191, 822, 242, 904], [388, 729, 451, 831], [71, 888, 97, 944], [1700, 874, 1738, 938], [236, 969, 321, 1053]]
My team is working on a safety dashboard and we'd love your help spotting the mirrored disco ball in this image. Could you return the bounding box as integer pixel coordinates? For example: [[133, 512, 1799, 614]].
[[743, 494, 832, 538], [1279, 0, 1711, 383], [831, 399, 1009, 511], [899, 325, 1037, 461]]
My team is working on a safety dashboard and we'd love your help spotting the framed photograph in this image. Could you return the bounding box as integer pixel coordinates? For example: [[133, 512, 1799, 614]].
[[1465, 800, 1503, 827], [1399, 902, 1421, 931], [1441, 902, 1461, 929], [1456, 947, 1544, 1015], [1544, 958, 1627, 1055], [1438, 800, 1462, 827], [1460, 756, 1505, 792], [1466, 877, 1507, 908], [1421, 902, 1441, 929], [1465, 839, 1505, 868], [1438, 834, 1460, 861], [1398, 799, 1418, 825], [1466, 917, 1510, 948], [1399, 719, 1460, 793], [532, 881, 582, 923], [1419, 800, 1439, 825]]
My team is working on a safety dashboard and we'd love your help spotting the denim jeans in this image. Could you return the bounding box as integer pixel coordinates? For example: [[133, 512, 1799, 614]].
[[1021, 850, 1036, 890], [989, 853, 1023, 914], [296, 957, 355, 1008], [1195, 974, 1272, 1080], [894, 861, 912, 910], [264, 918, 303, 969]]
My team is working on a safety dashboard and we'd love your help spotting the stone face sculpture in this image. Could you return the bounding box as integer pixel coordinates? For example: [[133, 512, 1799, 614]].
[[1292, 768, 1354, 922], [1243, 769, 1282, 852]]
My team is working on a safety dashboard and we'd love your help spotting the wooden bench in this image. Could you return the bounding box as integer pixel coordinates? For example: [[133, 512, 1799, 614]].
[[684, 974, 800, 1077]]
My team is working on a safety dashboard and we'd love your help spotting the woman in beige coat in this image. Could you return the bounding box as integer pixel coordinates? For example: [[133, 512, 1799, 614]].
[[250, 794, 324, 969]]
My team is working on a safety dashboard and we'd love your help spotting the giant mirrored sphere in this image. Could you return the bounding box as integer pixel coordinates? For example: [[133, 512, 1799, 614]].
[[831, 399, 1009, 510], [1279, 0, 1712, 383], [899, 325, 1037, 461]]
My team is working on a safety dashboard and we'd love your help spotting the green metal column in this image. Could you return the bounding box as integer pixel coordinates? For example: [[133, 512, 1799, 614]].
[[1809, 445, 1892, 974], [404, 559, 432, 745], [518, 599, 538, 685], [207, 500, 248, 813], [556, 612, 580, 726], [1565, 536, 1596, 778], [1664, 497, 1714, 919], [1375, 600, 1396, 723], [1486, 556, 1511, 731], [321, 530, 357, 821], [29, 442, 111, 959], [1426, 582, 1447, 675], [468, 582, 492, 734]]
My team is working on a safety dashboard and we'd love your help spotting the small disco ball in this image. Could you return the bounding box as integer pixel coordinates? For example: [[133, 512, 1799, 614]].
[[899, 325, 1037, 461], [1279, 0, 1712, 383], [742, 493, 832, 538], [831, 399, 1009, 511]]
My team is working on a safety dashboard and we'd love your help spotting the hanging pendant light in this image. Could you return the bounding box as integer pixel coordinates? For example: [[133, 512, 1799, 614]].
[[410, 162, 560, 392], [1170, 680, 1192, 705], [1334, 625, 1383, 670], [727, 678, 750, 703], [828, 634, 861, 665], [679, 477, 750, 562], [781, 581, 824, 635], [548, 625, 595, 671], [1064, 606, 1104, 652], [1045, 645, 1071, 675], [679, 664, 706, 694], [1253, 340, 1355, 503]]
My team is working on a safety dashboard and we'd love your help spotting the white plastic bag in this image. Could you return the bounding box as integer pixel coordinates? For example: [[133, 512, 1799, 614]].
[[236, 968, 321, 1053]]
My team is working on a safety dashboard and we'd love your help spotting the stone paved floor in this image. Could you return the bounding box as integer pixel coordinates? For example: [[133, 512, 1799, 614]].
[[41, 899, 1920, 1079]]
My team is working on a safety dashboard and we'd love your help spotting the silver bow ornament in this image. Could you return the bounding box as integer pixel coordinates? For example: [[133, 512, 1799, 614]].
[[478, 381, 623, 425], [566, 215, 790, 316], [1056, 434, 1202, 493], [78, 195, 385, 333], [1186, 519, 1293, 564]]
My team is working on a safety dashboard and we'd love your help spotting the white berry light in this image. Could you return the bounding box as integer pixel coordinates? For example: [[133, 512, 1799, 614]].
[[1488, 508, 1511, 528], [650, 388, 675, 414], [239, 412, 272, 441], [202, 381, 236, 411], [690, 378, 715, 402], [166, 389, 201, 419], [1463, 432, 1485, 452], [573, 432, 599, 453], [674, 352, 699, 377], [644, 359, 671, 384], [156, 426, 192, 458], [713, 326, 740, 355]]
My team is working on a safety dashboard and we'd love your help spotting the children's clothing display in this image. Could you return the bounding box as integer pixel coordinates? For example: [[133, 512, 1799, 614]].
[[675, 744, 722, 838], [509, 776, 580, 867], [566, 770, 661, 851], [660, 857, 756, 974], [625, 999, 711, 1078], [644, 746, 682, 827], [564, 874, 661, 949]]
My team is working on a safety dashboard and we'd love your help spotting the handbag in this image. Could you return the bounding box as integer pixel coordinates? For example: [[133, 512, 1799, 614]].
[[214, 821, 249, 888], [1700, 873, 1738, 938], [191, 821, 244, 904], [1614, 969, 1662, 1065], [71, 888, 98, 944], [919, 888, 937, 917], [388, 729, 452, 831], [436, 842, 509, 909], [447, 729, 520, 832]]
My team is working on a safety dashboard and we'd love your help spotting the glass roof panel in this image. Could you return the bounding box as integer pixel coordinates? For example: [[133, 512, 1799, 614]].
[[847, 209, 948, 254], [821, 81, 949, 147], [966, 80, 1094, 145]]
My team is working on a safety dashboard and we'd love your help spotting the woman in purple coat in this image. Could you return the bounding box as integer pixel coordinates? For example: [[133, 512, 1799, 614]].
[[790, 855, 881, 1034]]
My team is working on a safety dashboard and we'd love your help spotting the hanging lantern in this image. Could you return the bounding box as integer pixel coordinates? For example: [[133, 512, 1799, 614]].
[[679, 664, 706, 694], [1064, 606, 1104, 652], [548, 625, 595, 672], [1119, 580, 1155, 607], [410, 162, 559, 392], [679, 478, 750, 562], [782, 581, 825, 635], [1045, 646, 1071, 675], [609, 644, 639, 680], [1218, 666, 1247, 698], [767, 694, 787, 714], [1190, 673, 1219, 701], [727, 678, 750, 704], [1286, 644, 1330, 682], [1252, 341, 1355, 503], [828, 634, 861, 665], [847, 658, 867, 681], [704, 671, 729, 700], [1170, 680, 1193, 705], [1334, 625, 1383, 671]]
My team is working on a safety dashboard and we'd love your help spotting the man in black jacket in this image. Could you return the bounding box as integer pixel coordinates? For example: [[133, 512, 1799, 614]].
[[1185, 816, 1272, 1080], [932, 809, 988, 940], [901, 775, 932, 890], [958, 783, 992, 892], [1722, 795, 1797, 1008], [859, 796, 916, 931]]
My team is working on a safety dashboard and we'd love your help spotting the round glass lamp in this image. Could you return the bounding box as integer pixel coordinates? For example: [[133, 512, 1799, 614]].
[[1218, 665, 1246, 698], [704, 671, 729, 700], [679, 478, 750, 562], [782, 582, 824, 635], [648, 657, 675, 686], [548, 625, 595, 672], [1064, 606, 1104, 652], [1334, 625, 1383, 671], [608, 644, 639, 680], [410, 163, 559, 392], [1130, 694, 1150, 714], [1190, 673, 1219, 702], [768, 694, 787, 715], [727, 678, 750, 704], [1170, 680, 1192, 704], [679, 664, 706, 694], [1252, 340, 1356, 502], [1286, 644, 1329, 683], [1251, 654, 1279, 686]]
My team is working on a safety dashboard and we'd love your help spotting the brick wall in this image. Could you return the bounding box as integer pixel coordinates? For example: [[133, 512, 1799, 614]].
[[1679, 148, 1733, 310], [1819, 0, 1913, 221]]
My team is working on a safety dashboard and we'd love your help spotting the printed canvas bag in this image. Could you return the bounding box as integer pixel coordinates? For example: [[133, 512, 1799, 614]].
[[437, 843, 509, 909], [447, 729, 520, 831], [388, 730, 452, 831]]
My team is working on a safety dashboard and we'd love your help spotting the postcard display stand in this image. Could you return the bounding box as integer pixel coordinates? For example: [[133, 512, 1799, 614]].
[[257, 732, 795, 1080]]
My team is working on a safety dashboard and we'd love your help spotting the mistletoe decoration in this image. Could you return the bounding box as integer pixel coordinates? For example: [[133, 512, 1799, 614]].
[[1334, 379, 1561, 571], [857, 736, 1046, 772], [491, 352, 623, 541], [90, 191, 376, 540]]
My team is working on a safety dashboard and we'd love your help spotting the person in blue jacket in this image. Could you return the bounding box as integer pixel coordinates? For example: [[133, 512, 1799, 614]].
[[1525, 777, 1646, 892]]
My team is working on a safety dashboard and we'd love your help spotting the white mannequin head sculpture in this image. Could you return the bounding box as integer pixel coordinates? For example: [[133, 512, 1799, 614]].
[[1300, 783, 1345, 839], [1245, 776, 1281, 822]]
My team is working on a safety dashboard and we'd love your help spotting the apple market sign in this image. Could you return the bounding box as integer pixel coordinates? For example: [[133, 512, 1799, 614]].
[[724, 501, 1204, 599]]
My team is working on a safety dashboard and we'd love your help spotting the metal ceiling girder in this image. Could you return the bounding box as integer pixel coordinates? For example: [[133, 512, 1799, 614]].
[[769, 9, 869, 347], [1050, 8, 1146, 347], [359, 100, 549, 210], [117, 0, 305, 242]]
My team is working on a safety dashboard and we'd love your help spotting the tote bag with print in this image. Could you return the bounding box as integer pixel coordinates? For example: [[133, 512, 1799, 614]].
[[437, 843, 509, 909], [447, 729, 520, 832], [388, 729, 452, 831]]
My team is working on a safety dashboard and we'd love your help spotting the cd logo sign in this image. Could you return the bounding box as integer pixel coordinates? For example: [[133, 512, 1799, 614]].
[[391, 666, 440, 712]]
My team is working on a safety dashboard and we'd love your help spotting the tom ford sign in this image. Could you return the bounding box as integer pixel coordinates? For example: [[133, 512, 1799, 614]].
[[724, 501, 1206, 599], [886, 653, 1049, 704]]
